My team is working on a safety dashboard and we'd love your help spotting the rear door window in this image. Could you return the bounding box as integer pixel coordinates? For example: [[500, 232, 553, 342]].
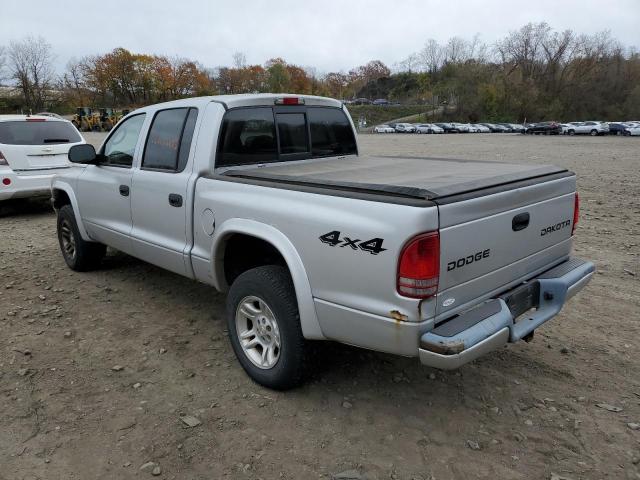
[[142, 108, 197, 172], [0, 120, 82, 145]]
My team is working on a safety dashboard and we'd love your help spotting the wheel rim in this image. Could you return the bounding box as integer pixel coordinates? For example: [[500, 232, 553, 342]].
[[60, 219, 76, 260], [235, 296, 281, 369]]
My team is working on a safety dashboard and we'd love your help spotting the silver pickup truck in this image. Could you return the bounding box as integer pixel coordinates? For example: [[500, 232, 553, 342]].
[[52, 94, 594, 389]]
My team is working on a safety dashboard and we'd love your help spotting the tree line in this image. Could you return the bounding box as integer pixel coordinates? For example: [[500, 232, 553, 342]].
[[0, 22, 638, 121]]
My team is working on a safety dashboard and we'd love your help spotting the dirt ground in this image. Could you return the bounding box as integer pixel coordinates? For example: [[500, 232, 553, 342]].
[[1, 132, 639, 480]]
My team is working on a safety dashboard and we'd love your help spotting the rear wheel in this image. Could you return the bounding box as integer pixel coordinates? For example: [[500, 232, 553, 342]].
[[227, 265, 307, 390], [590, 129, 598, 136], [568, 130, 575, 136], [57, 205, 106, 271]]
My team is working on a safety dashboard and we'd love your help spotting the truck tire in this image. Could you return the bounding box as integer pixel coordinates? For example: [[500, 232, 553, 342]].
[[227, 265, 307, 390], [57, 205, 106, 271]]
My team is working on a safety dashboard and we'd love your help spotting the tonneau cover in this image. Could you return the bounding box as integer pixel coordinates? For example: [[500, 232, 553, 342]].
[[221, 155, 568, 201]]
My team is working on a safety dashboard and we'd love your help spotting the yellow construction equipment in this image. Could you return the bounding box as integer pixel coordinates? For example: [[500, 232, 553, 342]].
[[72, 107, 102, 132]]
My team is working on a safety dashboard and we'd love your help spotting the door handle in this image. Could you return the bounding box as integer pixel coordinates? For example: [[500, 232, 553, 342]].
[[119, 185, 129, 196], [168, 193, 183, 207], [512, 212, 530, 231]]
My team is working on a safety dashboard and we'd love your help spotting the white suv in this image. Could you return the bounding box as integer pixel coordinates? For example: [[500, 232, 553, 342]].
[[394, 123, 416, 133], [566, 121, 610, 136], [0, 115, 84, 201]]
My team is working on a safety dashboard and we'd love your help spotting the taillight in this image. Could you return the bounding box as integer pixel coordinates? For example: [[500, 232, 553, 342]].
[[397, 232, 440, 299], [2, 178, 10, 186], [0, 150, 7, 166], [275, 97, 305, 105], [571, 192, 579, 235]]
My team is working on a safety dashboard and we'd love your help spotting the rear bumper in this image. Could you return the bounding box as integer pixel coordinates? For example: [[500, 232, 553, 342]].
[[0, 169, 61, 201], [418, 257, 594, 369]]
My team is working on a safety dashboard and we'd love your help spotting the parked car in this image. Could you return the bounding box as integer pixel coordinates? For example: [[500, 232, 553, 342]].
[[373, 124, 395, 133], [509, 123, 525, 133], [372, 99, 390, 105], [559, 124, 571, 135], [497, 123, 514, 132], [480, 123, 506, 133], [451, 122, 470, 133], [0, 115, 84, 202], [466, 124, 481, 133], [566, 121, 609, 136], [352, 98, 372, 105], [434, 122, 459, 133], [607, 123, 631, 136], [525, 122, 563, 135], [53, 93, 594, 389], [415, 123, 444, 134], [626, 125, 640, 136], [394, 123, 416, 133], [471, 124, 491, 133]]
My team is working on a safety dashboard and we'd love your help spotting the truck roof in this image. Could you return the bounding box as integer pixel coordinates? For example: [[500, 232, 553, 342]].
[[133, 94, 343, 111], [0, 115, 68, 122]]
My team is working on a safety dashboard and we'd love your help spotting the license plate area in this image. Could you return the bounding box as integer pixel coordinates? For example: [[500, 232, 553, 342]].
[[502, 281, 540, 320]]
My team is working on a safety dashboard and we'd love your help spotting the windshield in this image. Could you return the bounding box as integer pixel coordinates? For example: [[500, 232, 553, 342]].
[[0, 121, 82, 145]]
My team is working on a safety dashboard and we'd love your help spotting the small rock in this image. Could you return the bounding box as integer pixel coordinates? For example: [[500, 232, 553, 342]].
[[7, 311, 15, 316], [111, 365, 124, 372], [140, 461, 161, 475], [550, 473, 573, 480], [428, 372, 436, 380], [180, 415, 202, 427], [466, 439, 480, 450], [123, 461, 131, 467], [38, 295, 46, 301], [560, 347, 569, 354], [392, 373, 403, 383], [524, 419, 533, 426], [159, 348, 167, 354], [18, 368, 29, 376], [342, 401, 353, 409], [63, 331, 72, 338], [595, 403, 623, 412], [333, 470, 362, 480], [132, 382, 142, 389], [627, 422, 640, 430]]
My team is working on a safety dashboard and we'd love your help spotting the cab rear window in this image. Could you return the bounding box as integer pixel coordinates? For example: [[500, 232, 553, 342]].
[[0, 121, 82, 145], [217, 106, 356, 167]]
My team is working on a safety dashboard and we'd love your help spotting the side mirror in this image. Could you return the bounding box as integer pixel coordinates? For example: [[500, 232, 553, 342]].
[[68, 144, 98, 164]]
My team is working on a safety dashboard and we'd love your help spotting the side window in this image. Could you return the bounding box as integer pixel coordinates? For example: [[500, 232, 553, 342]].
[[218, 107, 277, 167], [308, 108, 357, 157], [177, 109, 198, 172], [102, 114, 146, 167], [142, 108, 195, 171], [276, 113, 308, 154]]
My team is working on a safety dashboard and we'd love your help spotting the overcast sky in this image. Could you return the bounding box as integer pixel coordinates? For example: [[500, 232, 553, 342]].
[[2, 0, 639, 74]]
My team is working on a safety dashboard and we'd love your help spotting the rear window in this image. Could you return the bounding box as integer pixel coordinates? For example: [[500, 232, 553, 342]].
[[142, 107, 198, 172], [0, 120, 82, 145], [309, 108, 357, 157], [217, 106, 356, 167]]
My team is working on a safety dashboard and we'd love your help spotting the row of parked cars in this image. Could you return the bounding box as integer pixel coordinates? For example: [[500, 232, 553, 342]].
[[374, 120, 640, 136], [373, 122, 526, 134], [525, 121, 640, 136]]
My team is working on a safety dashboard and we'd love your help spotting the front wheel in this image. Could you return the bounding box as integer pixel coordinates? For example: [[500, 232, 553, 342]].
[[227, 265, 307, 390], [590, 129, 598, 136], [57, 205, 106, 271]]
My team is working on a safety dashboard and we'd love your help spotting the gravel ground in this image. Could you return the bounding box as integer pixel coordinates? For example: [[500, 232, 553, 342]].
[[1, 132, 639, 480]]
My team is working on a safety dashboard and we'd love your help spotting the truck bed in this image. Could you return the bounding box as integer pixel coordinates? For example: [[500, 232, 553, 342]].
[[217, 155, 571, 204]]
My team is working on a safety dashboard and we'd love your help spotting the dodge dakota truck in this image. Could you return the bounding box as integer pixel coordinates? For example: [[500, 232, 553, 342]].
[[52, 94, 594, 389]]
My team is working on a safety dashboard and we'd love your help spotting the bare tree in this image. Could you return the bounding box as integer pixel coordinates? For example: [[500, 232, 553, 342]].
[[232, 51, 247, 69], [396, 53, 420, 72], [8, 36, 56, 111], [419, 39, 444, 73], [0, 46, 6, 81]]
